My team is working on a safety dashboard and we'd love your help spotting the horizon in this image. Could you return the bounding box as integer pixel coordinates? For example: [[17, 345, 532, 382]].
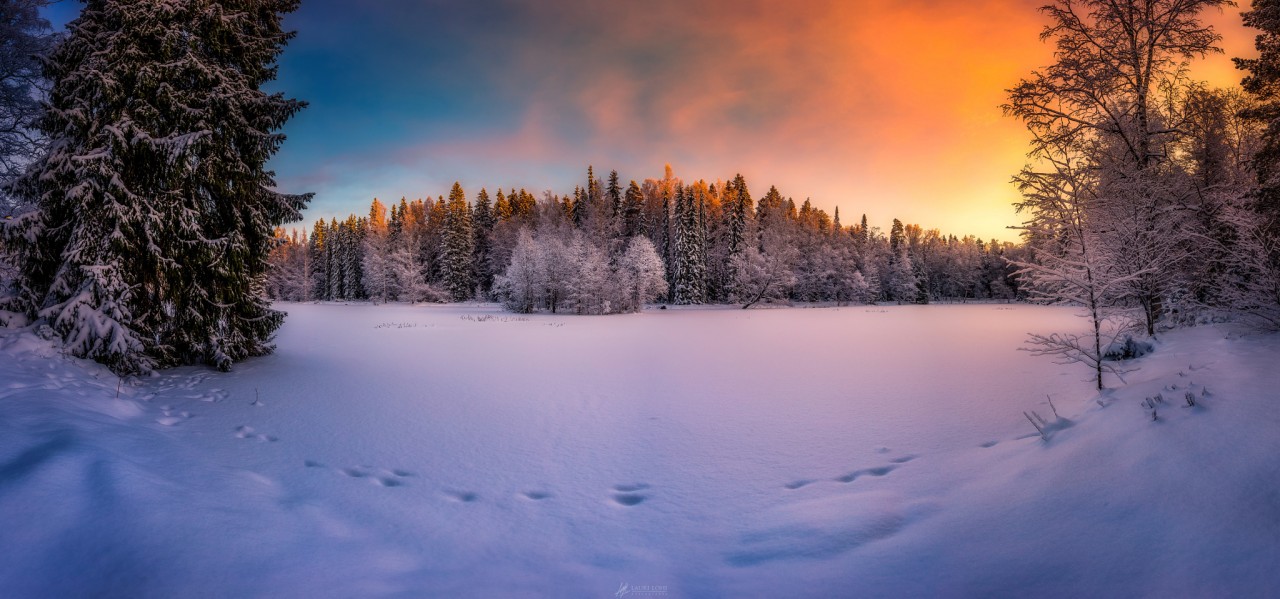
[[40, 0, 1256, 241]]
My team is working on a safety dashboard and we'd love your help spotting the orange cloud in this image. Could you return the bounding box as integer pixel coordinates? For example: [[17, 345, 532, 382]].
[[324, 0, 1256, 241]]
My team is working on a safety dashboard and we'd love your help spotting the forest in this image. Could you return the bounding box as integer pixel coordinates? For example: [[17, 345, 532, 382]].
[[264, 167, 1025, 313]]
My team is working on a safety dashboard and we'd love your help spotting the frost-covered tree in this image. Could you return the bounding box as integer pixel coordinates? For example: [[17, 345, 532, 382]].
[[494, 228, 542, 313], [1011, 140, 1145, 390], [733, 224, 797, 309], [2, 0, 311, 373], [1004, 0, 1230, 332], [570, 238, 612, 314], [0, 0, 54, 216], [616, 235, 667, 312], [362, 199, 395, 303], [540, 233, 579, 313], [265, 228, 308, 301]]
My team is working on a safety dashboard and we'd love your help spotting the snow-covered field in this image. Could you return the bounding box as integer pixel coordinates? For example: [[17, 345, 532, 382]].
[[1, 303, 1278, 597]]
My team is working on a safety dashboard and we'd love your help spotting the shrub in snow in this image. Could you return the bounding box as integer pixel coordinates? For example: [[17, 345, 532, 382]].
[[1102, 335, 1154, 362]]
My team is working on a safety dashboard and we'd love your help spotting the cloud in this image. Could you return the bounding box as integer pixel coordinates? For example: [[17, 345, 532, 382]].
[[277, 0, 1252, 240]]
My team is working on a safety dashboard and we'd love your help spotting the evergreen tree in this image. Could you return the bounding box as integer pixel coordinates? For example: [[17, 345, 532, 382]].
[[607, 169, 622, 217], [586, 165, 601, 206], [889, 218, 905, 254], [572, 185, 585, 227], [439, 182, 474, 300], [1239, 0, 1280, 217], [3, 0, 311, 372], [494, 188, 512, 221], [328, 218, 344, 300], [622, 180, 643, 239], [472, 187, 496, 295], [673, 185, 706, 304], [310, 219, 328, 300]]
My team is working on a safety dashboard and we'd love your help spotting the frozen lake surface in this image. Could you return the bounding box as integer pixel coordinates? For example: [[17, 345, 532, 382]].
[[2, 303, 1276, 597]]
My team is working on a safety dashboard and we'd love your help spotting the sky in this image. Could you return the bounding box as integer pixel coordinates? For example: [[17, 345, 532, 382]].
[[42, 0, 1257, 241]]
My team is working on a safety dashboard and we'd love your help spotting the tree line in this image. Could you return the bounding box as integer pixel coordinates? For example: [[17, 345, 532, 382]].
[[266, 165, 1025, 312]]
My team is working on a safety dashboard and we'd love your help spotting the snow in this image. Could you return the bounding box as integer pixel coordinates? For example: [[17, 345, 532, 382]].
[[1, 303, 1278, 597]]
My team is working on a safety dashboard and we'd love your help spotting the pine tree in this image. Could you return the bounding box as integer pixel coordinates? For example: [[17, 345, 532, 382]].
[[660, 191, 674, 303], [607, 169, 622, 217], [472, 187, 496, 295], [328, 218, 344, 300], [622, 180, 643, 239], [572, 185, 586, 227], [673, 185, 706, 304], [343, 216, 365, 299], [2, 0, 311, 372], [889, 218, 905, 254], [310, 218, 328, 300], [439, 182, 474, 300], [494, 188, 513, 221]]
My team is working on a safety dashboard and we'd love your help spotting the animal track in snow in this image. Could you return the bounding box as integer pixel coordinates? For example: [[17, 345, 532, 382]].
[[522, 491, 551, 500], [833, 465, 897, 484], [445, 490, 479, 502], [234, 425, 277, 442], [156, 408, 194, 427], [611, 483, 650, 506], [341, 467, 370, 478], [979, 440, 999, 448], [313, 463, 412, 488]]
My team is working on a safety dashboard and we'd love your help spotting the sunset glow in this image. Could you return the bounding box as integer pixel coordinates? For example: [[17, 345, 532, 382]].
[[45, 0, 1255, 240]]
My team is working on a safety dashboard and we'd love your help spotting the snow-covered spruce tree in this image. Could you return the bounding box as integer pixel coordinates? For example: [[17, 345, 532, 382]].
[[308, 218, 328, 300], [472, 187, 495, 296], [3, 0, 311, 373], [342, 215, 365, 300], [439, 183, 474, 301], [672, 185, 706, 304], [620, 179, 644, 240], [1240, 0, 1280, 221]]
